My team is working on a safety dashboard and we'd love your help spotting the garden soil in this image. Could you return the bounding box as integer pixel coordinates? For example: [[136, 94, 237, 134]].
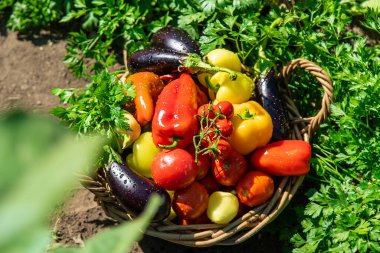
[[0, 29, 281, 253]]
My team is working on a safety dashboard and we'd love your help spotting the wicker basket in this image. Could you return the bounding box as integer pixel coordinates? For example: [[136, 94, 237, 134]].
[[79, 58, 333, 247]]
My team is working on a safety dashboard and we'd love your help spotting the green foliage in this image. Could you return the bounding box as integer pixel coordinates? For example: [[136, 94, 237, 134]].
[[6, 0, 66, 31], [3, 0, 380, 252], [291, 178, 380, 253], [0, 0, 15, 13], [0, 111, 161, 253], [308, 32, 380, 181], [0, 111, 101, 252], [50, 69, 135, 167], [362, 0, 380, 11], [61, 0, 173, 77]]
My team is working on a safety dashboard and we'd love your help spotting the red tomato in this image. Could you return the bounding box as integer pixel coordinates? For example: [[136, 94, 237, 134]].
[[201, 138, 232, 160], [214, 139, 232, 159], [151, 149, 198, 190], [250, 140, 312, 176], [197, 104, 215, 119], [215, 119, 233, 137], [213, 101, 234, 119], [172, 182, 209, 219], [199, 127, 218, 149], [186, 146, 211, 180], [212, 149, 247, 186], [236, 171, 274, 207], [198, 172, 221, 194]]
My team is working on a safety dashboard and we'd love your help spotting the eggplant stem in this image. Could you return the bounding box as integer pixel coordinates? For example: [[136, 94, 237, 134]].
[[181, 54, 237, 80]]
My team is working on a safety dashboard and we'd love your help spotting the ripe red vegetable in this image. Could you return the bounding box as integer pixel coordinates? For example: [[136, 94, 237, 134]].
[[212, 149, 247, 186], [215, 118, 233, 137], [213, 138, 232, 159], [250, 140, 312, 176], [152, 73, 198, 149], [236, 171, 274, 207], [186, 145, 211, 180], [172, 182, 209, 219], [197, 104, 215, 119], [213, 101, 234, 119], [151, 149, 198, 190]]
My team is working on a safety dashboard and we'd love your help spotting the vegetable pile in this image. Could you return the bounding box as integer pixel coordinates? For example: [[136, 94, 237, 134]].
[[19, 0, 377, 251], [53, 27, 313, 226]]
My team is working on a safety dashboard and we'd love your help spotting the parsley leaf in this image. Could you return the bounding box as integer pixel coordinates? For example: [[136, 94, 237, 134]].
[[291, 178, 380, 253], [50, 69, 135, 167]]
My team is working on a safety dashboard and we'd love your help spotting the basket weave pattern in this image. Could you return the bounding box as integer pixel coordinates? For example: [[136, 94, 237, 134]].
[[79, 58, 333, 247]]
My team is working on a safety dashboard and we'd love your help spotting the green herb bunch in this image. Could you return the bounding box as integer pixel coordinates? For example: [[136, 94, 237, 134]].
[[50, 70, 135, 167], [291, 178, 380, 253]]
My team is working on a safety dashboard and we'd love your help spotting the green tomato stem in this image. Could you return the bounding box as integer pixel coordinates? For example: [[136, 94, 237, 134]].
[[181, 54, 237, 80]]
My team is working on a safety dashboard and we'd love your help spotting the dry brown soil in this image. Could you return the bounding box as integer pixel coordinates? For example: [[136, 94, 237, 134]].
[[0, 29, 281, 253]]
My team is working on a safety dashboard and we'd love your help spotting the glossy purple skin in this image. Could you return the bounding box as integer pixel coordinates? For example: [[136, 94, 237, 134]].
[[127, 48, 187, 75], [255, 69, 289, 142], [107, 161, 171, 222], [151, 27, 200, 54]]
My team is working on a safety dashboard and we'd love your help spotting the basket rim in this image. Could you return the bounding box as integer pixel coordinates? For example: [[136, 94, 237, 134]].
[[79, 58, 334, 247]]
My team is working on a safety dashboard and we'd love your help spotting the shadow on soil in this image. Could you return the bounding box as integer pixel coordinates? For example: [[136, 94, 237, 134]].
[[16, 28, 67, 46], [138, 233, 282, 253]]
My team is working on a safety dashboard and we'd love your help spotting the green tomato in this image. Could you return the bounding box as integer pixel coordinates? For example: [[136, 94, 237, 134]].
[[205, 49, 242, 72], [211, 72, 253, 104], [207, 191, 239, 224], [126, 132, 161, 178]]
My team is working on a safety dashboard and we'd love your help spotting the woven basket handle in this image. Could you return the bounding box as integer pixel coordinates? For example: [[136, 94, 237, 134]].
[[279, 58, 333, 137]]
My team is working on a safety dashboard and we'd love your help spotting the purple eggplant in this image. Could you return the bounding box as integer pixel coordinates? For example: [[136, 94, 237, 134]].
[[255, 69, 289, 142], [128, 48, 187, 75], [128, 48, 237, 78], [107, 161, 171, 222], [151, 27, 200, 54]]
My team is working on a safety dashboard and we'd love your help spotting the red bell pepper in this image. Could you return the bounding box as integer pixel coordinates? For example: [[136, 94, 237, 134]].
[[152, 73, 198, 149], [250, 140, 312, 176]]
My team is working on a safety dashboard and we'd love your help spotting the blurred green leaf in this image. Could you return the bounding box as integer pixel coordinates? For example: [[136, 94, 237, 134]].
[[54, 194, 161, 253], [362, 0, 380, 12], [0, 111, 160, 253], [0, 111, 102, 253]]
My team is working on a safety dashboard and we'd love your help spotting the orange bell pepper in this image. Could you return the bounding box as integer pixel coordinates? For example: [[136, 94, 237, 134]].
[[125, 72, 164, 126]]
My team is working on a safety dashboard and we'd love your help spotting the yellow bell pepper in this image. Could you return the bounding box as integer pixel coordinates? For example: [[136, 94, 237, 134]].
[[126, 132, 161, 178], [211, 72, 254, 104], [228, 101, 273, 155]]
